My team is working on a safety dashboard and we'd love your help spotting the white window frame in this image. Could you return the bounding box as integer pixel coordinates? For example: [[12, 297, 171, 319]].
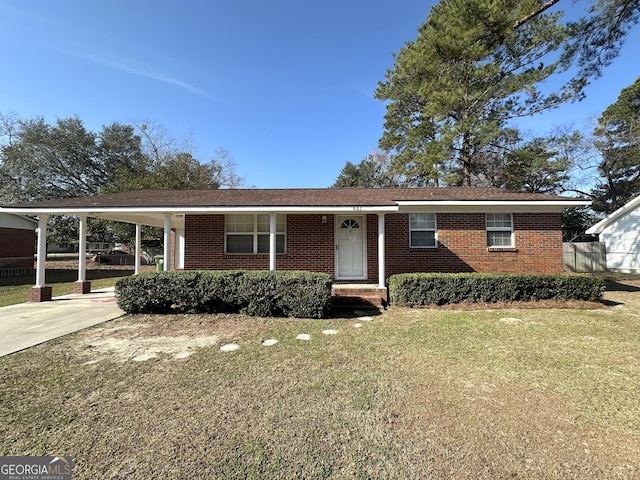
[[409, 213, 437, 248], [225, 214, 286, 254], [486, 213, 514, 248]]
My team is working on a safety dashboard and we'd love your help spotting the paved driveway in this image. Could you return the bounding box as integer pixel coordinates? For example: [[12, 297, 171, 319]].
[[0, 287, 123, 356]]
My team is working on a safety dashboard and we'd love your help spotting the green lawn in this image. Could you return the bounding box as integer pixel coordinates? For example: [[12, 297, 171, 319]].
[[1, 281, 639, 479], [0, 265, 141, 307]]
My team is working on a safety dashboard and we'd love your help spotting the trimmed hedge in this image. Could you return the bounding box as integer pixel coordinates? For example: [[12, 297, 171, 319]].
[[115, 270, 333, 318], [389, 273, 605, 307]]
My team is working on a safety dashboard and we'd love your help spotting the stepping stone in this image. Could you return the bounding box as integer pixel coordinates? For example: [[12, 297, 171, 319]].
[[353, 323, 363, 328], [358, 316, 374, 322], [261, 339, 278, 346], [296, 334, 311, 341], [220, 343, 240, 352], [132, 353, 157, 362], [322, 329, 338, 335]]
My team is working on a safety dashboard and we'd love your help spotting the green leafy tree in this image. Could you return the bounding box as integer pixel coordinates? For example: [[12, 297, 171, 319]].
[[332, 151, 405, 188], [562, 206, 599, 242], [479, 134, 574, 194], [589, 76, 640, 213], [0, 115, 243, 245], [105, 122, 243, 192], [375, 0, 570, 186], [0, 116, 100, 202]]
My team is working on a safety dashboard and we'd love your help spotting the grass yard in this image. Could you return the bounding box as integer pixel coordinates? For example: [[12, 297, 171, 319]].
[[0, 259, 153, 307], [1, 278, 639, 479]]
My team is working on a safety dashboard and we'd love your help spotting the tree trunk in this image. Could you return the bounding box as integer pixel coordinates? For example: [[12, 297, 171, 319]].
[[461, 133, 472, 187]]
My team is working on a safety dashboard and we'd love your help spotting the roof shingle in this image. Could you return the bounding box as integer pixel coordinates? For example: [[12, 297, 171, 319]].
[[3, 187, 584, 209]]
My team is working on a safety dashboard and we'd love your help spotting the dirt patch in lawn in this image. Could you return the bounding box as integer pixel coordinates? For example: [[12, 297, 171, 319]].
[[74, 314, 268, 363]]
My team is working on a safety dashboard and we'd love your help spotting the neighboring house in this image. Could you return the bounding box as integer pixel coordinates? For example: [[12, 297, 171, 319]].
[[48, 241, 115, 254], [0, 212, 37, 276], [586, 194, 640, 273], [0, 188, 589, 301]]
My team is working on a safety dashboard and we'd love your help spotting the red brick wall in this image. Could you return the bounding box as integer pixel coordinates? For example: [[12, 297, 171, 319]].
[[183, 212, 563, 279], [385, 212, 563, 276], [184, 214, 336, 275], [0, 227, 36, 270]]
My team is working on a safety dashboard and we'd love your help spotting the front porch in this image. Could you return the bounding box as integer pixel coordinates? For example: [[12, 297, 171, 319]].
[[331, 284, 388, 311]]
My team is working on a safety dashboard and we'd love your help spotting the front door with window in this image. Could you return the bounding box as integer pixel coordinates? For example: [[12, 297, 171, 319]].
[[336, 215, 366, 279]]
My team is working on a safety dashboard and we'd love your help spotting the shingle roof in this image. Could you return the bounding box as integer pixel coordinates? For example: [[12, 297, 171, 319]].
[[3, 187, 585, 209]]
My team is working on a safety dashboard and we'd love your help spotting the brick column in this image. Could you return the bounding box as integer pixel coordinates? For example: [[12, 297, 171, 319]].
[[30, 286, 53, 302]]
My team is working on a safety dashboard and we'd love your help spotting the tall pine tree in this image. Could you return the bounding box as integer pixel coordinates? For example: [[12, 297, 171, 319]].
[[591, 76, 640, 213], [375, 0, 570, 186]]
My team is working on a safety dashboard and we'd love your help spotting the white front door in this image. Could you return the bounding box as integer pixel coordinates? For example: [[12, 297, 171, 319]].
[[336, 215, 366, 279]]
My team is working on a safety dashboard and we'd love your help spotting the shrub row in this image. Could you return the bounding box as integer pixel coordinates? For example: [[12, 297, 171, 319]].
[[389, 273, 605, 306], [115, 270, 333, 318]]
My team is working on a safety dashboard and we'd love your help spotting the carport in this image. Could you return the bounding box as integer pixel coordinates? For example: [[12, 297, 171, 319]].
[[0, 197, 185, 302]]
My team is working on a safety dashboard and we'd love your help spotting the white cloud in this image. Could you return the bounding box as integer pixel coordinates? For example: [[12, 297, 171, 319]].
[[71, 51, 208, 97]]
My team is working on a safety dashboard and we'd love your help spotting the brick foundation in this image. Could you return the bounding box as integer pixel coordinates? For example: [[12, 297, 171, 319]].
[[30, 286, 53, 302], [73, 281, 92, 294]]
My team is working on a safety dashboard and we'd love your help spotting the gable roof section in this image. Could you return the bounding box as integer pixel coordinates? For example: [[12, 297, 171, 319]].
[[586, 194, 640, 235], [0, 212, 38, 230]]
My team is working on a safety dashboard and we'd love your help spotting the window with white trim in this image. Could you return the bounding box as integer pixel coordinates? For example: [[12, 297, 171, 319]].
[[486, 213, 513, 247], [226, 214, 286, 254], [409, 213, 437, 248]]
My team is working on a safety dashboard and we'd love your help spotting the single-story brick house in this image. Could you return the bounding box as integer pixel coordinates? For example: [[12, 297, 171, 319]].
[[586, 194, 640, 273], [0, 188, 589, 302], [0, 212, 37, 277]]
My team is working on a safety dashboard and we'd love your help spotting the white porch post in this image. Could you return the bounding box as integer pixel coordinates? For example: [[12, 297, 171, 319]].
[[378, 213, 385, 289], [35, 215, 48, 288], [77, 215, 87, 282], [134, 223, 142, 275], [31, 214, 53, 301], [269, 213, 276, 271], [73, 214, 91, 294], [163, 214, 171, 271]]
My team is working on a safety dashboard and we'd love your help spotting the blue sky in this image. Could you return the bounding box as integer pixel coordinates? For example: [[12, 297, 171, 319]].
[[1, 0, 638, 189]]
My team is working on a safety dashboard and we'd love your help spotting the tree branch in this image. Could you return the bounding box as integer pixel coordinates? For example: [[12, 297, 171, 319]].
[[512, 0, 561, 30]]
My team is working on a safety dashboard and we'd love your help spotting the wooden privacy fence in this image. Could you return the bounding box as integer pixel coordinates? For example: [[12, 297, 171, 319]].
[[563, 242, 607, 272]]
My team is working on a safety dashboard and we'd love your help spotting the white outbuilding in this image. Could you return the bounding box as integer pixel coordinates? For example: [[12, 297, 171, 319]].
[[586, 195, 640, 273]]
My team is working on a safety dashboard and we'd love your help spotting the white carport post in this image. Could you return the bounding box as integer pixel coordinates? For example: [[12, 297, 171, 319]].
[[74, 214, 91, 294], [269, 213, 276, 271], [163, 214, 171, 271], [134, 223, 142, 275], [31, 214, 52, 302], [377, 213, 385, 289]]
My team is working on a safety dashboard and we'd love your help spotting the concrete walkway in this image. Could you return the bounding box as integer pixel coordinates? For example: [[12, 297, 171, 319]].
[[0, 287, 123, 357]]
